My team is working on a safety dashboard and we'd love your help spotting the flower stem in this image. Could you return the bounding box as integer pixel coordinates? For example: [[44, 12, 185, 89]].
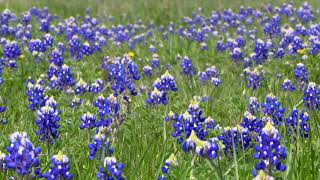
[[190, 154, 197, 179]]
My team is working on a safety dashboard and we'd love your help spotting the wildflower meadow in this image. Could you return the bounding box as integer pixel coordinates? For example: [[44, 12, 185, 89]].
[[0, 0, 319, 179]]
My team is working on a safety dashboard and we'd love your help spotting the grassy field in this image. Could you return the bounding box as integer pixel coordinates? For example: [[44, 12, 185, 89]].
[[0, 0, 320, 179]]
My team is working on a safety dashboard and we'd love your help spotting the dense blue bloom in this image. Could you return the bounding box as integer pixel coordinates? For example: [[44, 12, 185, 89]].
[[35, 97, 61, 144], [286, 109, 310, 138], [88, 79, 104, 94], [230, 47, 244, 62], [80, 112, 97, 129], [43, 151, 73, 180], [198, 65, 221, 87], [146, 87, 168, 106], [253, 39, 269, 64], [241, 111, 262, 133], [28, 39, 47, 54], [153, 71, 177, 92], [248, 97, 260, 115], [168, 99, 219, 158], [42, 33, 54, 47], [96, 157, 125, 180], [244, 66, 264, 90], [253, 122, 286, 176], [218, 126, 251, 157], [261, 94, 286, 126], [82, 41, 94, 56], [88, 126, 114, 160], [281, 79, 295, 92], [27, 77, 46, 110], [3, 40, 21, 59], [5, 132, 42, 177], [49, 48, 64, 66], [302, 82, 320, 110], [48, 64, 75, 90], [74, 78, 88, 94], [107, 54, 140, 96], [142, 65, 153, 77], [151, 54, 160, 69], [93, 94, 120, 119], [68, 35, 83, 60], [293, 63, 308, 87], [180, 56, 196, 76]]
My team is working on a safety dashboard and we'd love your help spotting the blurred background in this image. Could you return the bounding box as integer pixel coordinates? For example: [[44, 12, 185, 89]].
[[1, 0, 320, 24]]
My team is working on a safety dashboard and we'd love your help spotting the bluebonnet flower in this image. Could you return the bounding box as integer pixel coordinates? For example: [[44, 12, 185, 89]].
[[88, 79, 104, 94], [107, 53, 140, 96], [158, 153, 178, 180], [198, 65, 221, 87], [153, 71, 177, 92], [285, 109, 310, 138], [253, 39, 269, 64], [263, 15, 280, 38], [3, 40, 21, 59], [27, 77, 46, 110], [253, 122, 286, 176], [302, 82, 320, 110], [169, 99, 219, 158], [274, 47, 285, 59], [282, 79, 295, 92], [180, 56, 196, 76], [96, 156, 125, 180], [248, 97, 260, 115], [142, 65, 153, 77], [151, 53, 160, 69], [42, 33, 54, 47], [146, 87, 168, 106], [299, 112, 310, 138], [93, 94, 120, 120], [40, 19, 50, 33], [308, 35, 320, 55], [56, 64, 75, 90], [230, 47, 244, 62], [69, 96, 82, 108], [182, 130, 219, 159], [5, 132, 42, 177], [82, 41, 93, 56], [244, 66, 264, 90], [2, 40, 21, 68], [68, 35, 83, 60], [21, 12, 32, 24], [75, 78, 88, 94], [35, 96, 61, 144], [241, 111, 262, 133], [211, 77, 221, 87], [28, 39, 47, 54], [88, 126, 114, 160], [261, 94, 286, 126], [43, 151, 73, 180], [49, 48, 64, 66], [80, 112, 97, 129], [216, 40, 227, 52], [288, 36, 305, 55], [293, 63, 308, 88], [218, 126, 251, 157]]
